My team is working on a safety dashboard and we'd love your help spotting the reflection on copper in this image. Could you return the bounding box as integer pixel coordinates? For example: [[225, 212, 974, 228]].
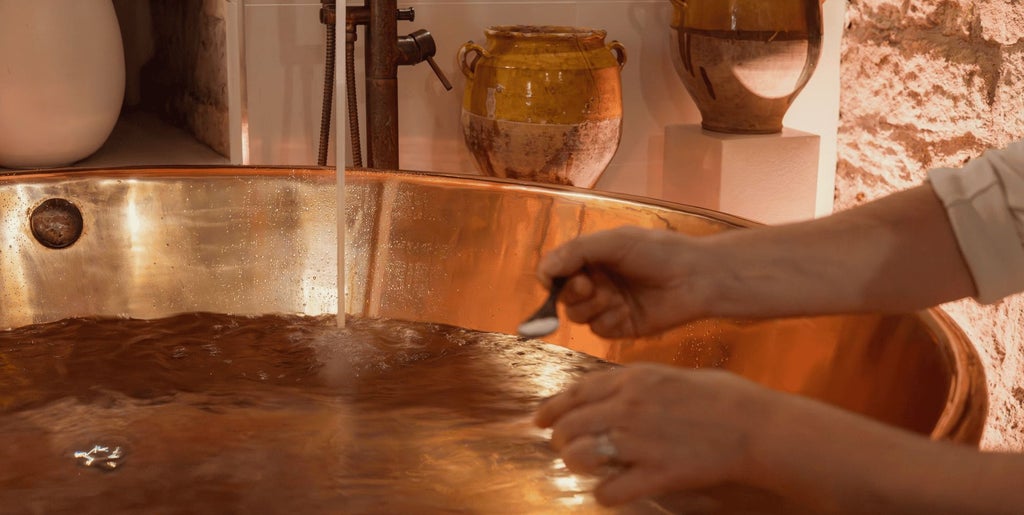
[[552, 473, 589, 507]]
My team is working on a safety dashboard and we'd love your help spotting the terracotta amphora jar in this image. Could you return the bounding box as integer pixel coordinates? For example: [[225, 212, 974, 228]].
[[459, 26, 626, 188], [670, 0, 822, 134], [0, 0, 125, 168]]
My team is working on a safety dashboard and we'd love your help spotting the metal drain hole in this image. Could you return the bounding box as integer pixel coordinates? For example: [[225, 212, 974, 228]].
[[30, 198, 84, 249]]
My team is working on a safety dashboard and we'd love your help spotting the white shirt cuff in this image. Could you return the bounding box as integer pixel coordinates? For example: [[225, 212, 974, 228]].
[[927, 141, 1024, 304]]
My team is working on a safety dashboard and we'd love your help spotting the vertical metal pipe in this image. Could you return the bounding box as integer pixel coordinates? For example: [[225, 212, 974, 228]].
[[317, 16, 336, 167], [365, 0, 399, 169]]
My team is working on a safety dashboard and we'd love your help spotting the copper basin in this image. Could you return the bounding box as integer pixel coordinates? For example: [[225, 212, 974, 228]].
[[0, 167, 987, 444]]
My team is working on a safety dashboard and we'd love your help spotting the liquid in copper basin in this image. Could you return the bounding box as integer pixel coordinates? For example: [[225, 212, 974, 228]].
[[0, 313, 667, 514]]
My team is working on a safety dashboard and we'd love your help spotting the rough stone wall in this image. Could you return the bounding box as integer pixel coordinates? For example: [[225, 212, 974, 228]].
[[838, 0, 1024, 449], [141, 0, 229, 157]]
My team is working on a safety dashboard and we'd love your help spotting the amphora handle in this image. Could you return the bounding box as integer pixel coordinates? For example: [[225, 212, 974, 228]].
[[607, 41, 627, 69], [458, 42, 490, 80]]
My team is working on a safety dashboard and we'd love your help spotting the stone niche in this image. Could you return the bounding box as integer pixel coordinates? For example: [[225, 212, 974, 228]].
[[112, 0, 229, 158], [838, 0, 1024, 450]]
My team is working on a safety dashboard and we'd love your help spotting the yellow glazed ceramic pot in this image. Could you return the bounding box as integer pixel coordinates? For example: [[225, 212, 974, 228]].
[[670, 0, 822, 134], [459, 26, 626, 188]]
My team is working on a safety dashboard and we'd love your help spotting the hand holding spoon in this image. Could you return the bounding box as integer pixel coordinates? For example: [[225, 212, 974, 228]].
[[517, 276, 568, 338]]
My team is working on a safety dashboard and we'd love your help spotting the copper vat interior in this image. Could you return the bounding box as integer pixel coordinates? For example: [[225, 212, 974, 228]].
[[0, 167, 987, 444]]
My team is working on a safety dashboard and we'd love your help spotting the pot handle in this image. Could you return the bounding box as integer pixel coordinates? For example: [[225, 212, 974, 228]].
[[458, 41, 490, 80], [608, 41, 627, 69]]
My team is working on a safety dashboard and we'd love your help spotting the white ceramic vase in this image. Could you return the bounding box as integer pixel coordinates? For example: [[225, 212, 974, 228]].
[[0, 0, 125, 169]]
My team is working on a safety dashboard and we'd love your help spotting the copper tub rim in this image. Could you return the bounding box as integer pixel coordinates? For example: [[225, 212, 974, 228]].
[[1, 164, 756, 224]]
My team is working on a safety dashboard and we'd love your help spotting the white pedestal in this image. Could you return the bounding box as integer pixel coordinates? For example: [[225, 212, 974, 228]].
[[662, 124, 821, 225]]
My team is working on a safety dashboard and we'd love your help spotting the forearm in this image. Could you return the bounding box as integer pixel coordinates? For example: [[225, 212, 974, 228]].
[[695, 183, 976, 318], [874, 446, 1024, 515], [751, 394, 1024, 514]]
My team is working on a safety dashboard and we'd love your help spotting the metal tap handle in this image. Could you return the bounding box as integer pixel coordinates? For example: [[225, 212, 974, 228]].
[[397, 29, 453, 91], [397, 7, 415, 21], [425, 56, 453, 91]]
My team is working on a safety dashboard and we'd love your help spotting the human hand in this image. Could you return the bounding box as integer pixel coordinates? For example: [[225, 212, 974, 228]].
[[535, 360, 1024, 514], [533, 363, 780, 507], [537, 226, 713, 338]]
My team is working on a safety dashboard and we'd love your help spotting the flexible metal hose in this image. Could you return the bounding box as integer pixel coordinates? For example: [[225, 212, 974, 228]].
[[316, 21, 336, 167], [346, 25, 363, 167]]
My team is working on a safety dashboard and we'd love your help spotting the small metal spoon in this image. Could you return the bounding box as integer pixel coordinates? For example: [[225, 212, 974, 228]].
[[517, 276, 568, 338]]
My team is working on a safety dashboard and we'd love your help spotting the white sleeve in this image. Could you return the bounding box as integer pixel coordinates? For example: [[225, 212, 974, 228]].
[[927, 140, 1024, 304]]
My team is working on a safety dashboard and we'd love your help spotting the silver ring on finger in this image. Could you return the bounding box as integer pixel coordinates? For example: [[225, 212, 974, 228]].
[[595, 432, 619, 461], [594, 432, 626, 476]]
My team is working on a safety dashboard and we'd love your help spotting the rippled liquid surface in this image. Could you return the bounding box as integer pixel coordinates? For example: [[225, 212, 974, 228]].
[[0, 314, 663, 514]]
